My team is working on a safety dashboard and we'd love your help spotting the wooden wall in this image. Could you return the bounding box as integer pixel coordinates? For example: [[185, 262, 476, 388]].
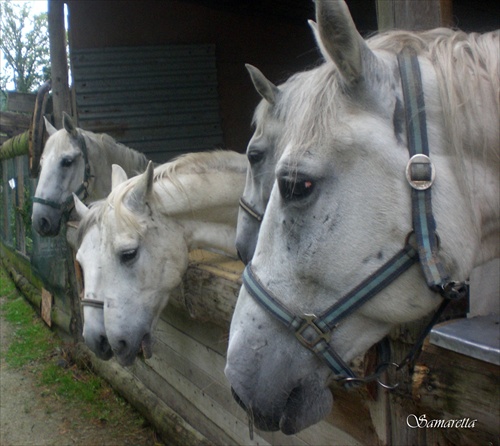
[[65, 0, 321, 154]]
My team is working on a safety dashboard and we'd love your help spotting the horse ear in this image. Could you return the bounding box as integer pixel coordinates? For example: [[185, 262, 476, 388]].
[[44, 116, 57, 136], [245, 64, 279, 105], [62, 112, 78, 137], [315, 0, 377, 87], [127, 161, 154, 213], [73, 193, 89, 219], [308, 20, 331, 63], [111, 164, 128, 190]]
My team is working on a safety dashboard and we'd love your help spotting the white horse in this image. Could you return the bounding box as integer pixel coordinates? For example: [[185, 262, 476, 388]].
[[75, 151, 246, 366], [236, 64, 285, 264], [226, 0, 499, 434], [32, 112, 149, 236], [236, 63, 324, 264]]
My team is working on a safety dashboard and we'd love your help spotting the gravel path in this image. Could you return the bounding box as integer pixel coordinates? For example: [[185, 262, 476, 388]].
[[0, 294, 161, 446]]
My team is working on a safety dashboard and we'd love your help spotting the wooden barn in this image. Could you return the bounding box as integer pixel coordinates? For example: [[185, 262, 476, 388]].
[[1, 0, 498, 445]]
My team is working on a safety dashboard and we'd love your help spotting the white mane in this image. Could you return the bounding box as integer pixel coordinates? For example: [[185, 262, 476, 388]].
[[274, 29, 499, 165], [97, 150, 246, 235]]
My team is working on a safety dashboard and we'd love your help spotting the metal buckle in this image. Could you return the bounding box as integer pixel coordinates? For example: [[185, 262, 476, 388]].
[[81, 298, 104, 309], [295, 314, 331, 349], [405, 154, 435, 190]]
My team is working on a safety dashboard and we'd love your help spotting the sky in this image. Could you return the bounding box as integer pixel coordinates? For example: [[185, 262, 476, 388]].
[[1, 1, 52, 91], [25, 0, 48, 15]]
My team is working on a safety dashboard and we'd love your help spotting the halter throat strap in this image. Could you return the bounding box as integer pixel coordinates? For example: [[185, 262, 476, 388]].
[[242, 48, 467, 386], [33, 130, 92, 214]]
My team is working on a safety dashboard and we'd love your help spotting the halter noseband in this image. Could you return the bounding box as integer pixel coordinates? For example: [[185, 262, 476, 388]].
[[242, 48, 468, 388], [239, 197, 264, 222], [33, 130, 93, 215]]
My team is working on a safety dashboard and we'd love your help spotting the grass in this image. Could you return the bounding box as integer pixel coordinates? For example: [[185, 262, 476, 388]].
[[0, 264, 148, 428]]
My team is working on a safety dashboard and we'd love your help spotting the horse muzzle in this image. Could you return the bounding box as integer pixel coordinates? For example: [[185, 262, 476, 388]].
[[109, 331, 153, 367], [227, 372, 333, 435], [32, 204, 63, 237]]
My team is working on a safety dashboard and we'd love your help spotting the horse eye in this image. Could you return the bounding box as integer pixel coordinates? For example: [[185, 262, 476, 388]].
[[61, 157, 73, 168], [278, 177, 315, 201], [120, 248, 138, 264], [247, 150, 264, 165]]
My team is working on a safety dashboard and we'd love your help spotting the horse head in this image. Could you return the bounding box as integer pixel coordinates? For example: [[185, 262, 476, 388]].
[[32, 112, 89, 236], [74, 198, 113, 360], [236, 64, 281, 264], [76, 162, 189, 366], [226, 0, 499, 434]]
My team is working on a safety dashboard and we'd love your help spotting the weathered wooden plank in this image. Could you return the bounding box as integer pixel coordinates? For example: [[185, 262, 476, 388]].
[[131, 359, 262, 446], [160, 304, 228, 357], [77, 346, 213, 446], [0, 111, 32, 138], [413, 342, 500, 445], [142, 317, 357, 446], [376, 0, 453, 31], [167, 250, 242, 329], [5, 92, 36, 114]]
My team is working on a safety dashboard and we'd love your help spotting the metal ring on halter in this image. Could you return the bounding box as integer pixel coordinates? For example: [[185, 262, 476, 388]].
[[405, 230, 440, 250], [375, 362, 401, 390]]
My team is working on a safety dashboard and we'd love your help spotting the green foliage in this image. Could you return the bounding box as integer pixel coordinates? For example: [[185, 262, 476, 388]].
[[0, 0, 50, 92], [3, 297, 55, 367], [0, 265, 147, 427]]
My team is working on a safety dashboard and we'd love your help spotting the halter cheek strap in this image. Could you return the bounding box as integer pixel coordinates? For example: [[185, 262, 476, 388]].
[[242, 48, 468, 388], [33, 130, 93, 215]]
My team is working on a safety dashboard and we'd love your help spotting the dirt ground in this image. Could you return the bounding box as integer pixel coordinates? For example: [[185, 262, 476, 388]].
[[0, 295, 163, 446]]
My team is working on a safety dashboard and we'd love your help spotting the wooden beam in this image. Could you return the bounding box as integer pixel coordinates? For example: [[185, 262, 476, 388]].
[[0, 131, 30, 160], [377, 0, 453, 31], [48, 0, 72, 127]]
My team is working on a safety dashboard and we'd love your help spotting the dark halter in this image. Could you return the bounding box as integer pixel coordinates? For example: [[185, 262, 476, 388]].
[[242, 48, 468, 388]]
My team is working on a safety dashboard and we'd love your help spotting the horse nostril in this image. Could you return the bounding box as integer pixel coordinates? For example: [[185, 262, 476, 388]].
[[237, 249, 249, 265], [38, 217, 51, 234]]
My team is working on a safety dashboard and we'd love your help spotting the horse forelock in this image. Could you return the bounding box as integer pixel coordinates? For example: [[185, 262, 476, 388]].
[[43, 128, 78, 159]]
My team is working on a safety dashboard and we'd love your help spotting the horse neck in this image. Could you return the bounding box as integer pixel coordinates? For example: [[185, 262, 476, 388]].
[[85, 132, 148, 201], [154, 169, 245, 257]]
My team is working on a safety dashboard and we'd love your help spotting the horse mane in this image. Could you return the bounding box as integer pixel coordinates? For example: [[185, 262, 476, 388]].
[[88, 150, 246, 237], [154, 149, 247, 184], [274, 28, 499, 164], [81, 129, 149, 174], [371, 28, 499, 160]]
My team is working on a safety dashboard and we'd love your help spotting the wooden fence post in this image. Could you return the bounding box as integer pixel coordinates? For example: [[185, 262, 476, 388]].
[[376, 0, 453, 31], [48, 0, 71, 127]]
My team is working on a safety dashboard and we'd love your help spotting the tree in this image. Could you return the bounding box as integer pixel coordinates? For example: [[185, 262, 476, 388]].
[[0, 1, 50, 93]]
